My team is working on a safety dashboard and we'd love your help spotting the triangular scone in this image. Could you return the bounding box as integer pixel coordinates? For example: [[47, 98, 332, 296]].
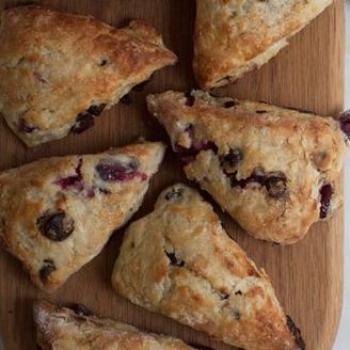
[[194, 0, 332, 89], [0, 6, 177, 146], [147, 91, 347, 244], [112, 184, 304, 350], [34, 301, 195, 350], [0, 142, 165, 291]]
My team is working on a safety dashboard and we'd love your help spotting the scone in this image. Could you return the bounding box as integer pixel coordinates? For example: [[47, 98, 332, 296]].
[[147, 91, 347, 244], [112, 184, 304, 350], [194, 0, 332, 89], [0, 6, 177, 146], [0, 141, 165, 291], [34, 300, 195, 350]]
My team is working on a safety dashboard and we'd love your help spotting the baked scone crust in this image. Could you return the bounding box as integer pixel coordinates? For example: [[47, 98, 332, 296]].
[[0, 142, 165, 291], [112, 184, 304, 350], [147, 91, 347, 244], [34, 301, 195, 350], [0, 6, 176, 146], [194, 0, 332, 89]]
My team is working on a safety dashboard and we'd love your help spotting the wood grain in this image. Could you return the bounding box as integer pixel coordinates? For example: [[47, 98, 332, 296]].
[[0, 1, 345, 349]]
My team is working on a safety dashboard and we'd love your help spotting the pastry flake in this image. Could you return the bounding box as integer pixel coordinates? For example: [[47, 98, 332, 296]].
[[147, 91, 347, 244], [194, 0, 332, 89], [0, 141, 165, 291], [112, 184, 304, 350], [34, 300, 195, 350], [0, 6, 177, 146]]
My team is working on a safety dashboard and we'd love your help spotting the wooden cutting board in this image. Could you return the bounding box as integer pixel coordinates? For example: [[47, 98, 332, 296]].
[[0, 1, 345, 349]]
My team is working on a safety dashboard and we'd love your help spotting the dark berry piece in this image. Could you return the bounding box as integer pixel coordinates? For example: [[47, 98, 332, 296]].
[[319, 184, 333, 219], [18, 118, 37, 133], [221, 148, 244, 173], [339, 110, 350, 140], [229, 169, 265, 189], [71, 112, 95, 134], [99, 59, 108, 66], [96, 158, 146, 182], [265, 173, 287, 198], [286, 315, 305, 350], [39, 259, 56, 283], [220, 293, 229, 300], [121, 94, 132, 105], [165, 187, 184, 201], [37, 210, 74, 241], [224, 100, 236, 108], [99, 188, 111, 195], [228, 168, 288, 200], [68, 303, 93, 317], [87, 104, 106, 116], [166, 251, 185, 267], [175, 141, 218, 164], [184, 92, 195, 106], [233, 309, 241, 320], [56, 159, 83, 191], [184, 123, 194, 136], [256, 110, 267, 114], [235, 290, 243, 295]]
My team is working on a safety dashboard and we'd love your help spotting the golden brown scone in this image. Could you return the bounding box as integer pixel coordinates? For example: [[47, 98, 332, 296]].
[[0, 6, 177, 146], [0, 141, 165, 291], [34, 300, 195, 350], [112, 184, 305, 350], [194, 0, 332, 89], [147, 91, 347, 244]]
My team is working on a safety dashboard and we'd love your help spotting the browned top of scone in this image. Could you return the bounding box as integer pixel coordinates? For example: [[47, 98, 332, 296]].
[[0, 142, 165, 291], [112, 184, 303, 350], [194, 0, 332, 89], [0, 6, 176, 146], [147, 91, 347, 244], [34, 300, 194, 349]]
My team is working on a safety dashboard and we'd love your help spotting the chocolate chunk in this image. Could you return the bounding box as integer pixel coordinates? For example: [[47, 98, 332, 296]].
[[39, 259, 56, 283], [37, 210, 74, 241]]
